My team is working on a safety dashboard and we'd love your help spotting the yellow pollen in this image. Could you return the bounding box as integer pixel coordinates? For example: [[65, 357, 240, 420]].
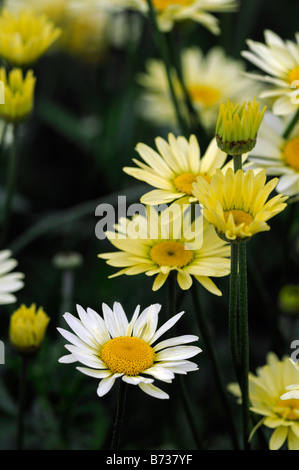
[[283, 137, 299, 171], [101, 336, 155, 376], [224, 209, 254, 227], [152, 0, 192, 10], [174, 172, 211, 195], [150, 241, 194, 268], [188, 84, 221, 106], [275, 398, 299, 421], [288, 66, 299, 87]]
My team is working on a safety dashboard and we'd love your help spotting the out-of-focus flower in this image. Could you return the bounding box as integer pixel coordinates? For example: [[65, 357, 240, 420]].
[[110, 0, 239, 34], [192, 168, 288, 243], [0, 9, 61, 66], [9, 303, 50, 355], [52, 251, 83, 270], [0, 67, 36, 123], [0, 250, 24, 305], [98, 204, 230, 294], [229, 353, 299, 450], [215, 98, 266, 155], [137, 47, 258, 131], [279, 284, 299, 315], [249, 112, 299, 197], [242, 30, 299, 116], [123, 133, 250, 206], [58, 302, 201, 399]]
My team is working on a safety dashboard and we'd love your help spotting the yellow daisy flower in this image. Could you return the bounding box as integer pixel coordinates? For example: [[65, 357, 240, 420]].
[[0, 67, 36, 123], [191, 168, 288, 242], [242, 30, 299, 116], [123, 133, 250, 206], [137, 46, 258, 131], [98, 204, 230, 294], [229, 353, 299, 450], [9, 303, 50, 355], [0, 9, 61, 66], [281, 359, 299, 401], [249, 112, 299, 197], [109, 0, 239, 34]]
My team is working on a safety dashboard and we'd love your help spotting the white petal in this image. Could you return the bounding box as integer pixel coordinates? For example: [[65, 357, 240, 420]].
[[153, 335, 199, 352], [155, 345, 202, 361], [122, 376, 154, 385], [76, 367, 112, 379], [138, 382, 169, 399], [62, 312, 96, 348], [149, 311, 185, 345], [97, 375, 120, 397], [112, 302, 129, 336]]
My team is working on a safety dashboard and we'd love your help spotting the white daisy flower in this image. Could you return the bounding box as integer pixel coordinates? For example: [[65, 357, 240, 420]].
[[58, 302, 201, 399], [241, 30, 299, 116], [249, 112, 299, 197], [0, 250, 24, 305]]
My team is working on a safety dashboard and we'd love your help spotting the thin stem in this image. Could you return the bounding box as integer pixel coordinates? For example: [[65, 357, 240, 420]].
[[238, 242, 251, 450], [229, 243, 240, 383], [110, 380, 127, 450], [191, 285, 240, 450], [17, 355, 28, 450], [1, 123, 18, 247], [233, 154, 242, 172], [282, 108, 299, 139], [145, 0, 188, 135]]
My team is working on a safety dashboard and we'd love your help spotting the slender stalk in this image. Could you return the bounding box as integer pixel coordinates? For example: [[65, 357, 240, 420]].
[[191, 285, 240, 449], [1, 123, 18, 247], [110, 380, 127, 450], [233, 154, 242, 172], [17, 355, 28, 450], [229, 243, 240, 382], [282, 108, 299, 139], [145, 0, 188, 135], [238, 243, 250, 450]]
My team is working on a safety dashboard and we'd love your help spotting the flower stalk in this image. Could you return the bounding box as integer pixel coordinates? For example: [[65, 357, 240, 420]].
[[110, 380, 128, 450]]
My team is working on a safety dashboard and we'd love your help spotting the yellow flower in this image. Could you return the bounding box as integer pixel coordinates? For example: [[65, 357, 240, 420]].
[[98, 204, 230, 294], [123, 133, 251, 206], [137, 47, 260, 131], [279, 284, 299, 315], [216, 98, 266, 154], [192, 168, 288, 243], [229, 353, 299, 450], [9, 303, 50, 355], [0, 67, 36, 123], [110, 0, 239, 34], [0, 9, 61, 66]]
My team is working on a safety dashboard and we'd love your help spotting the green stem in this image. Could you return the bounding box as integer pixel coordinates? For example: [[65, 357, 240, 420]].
[[1, 124, 18, 247], [110, 380, 127, 450], [229, 243, 240, 382], [145, 0, 188, 135], [191, 285, 240, 450], [238, 242, 251, 450], [282, 108, 299, 139], [233, 154, 242, 172], [17, 355, 28, 450]]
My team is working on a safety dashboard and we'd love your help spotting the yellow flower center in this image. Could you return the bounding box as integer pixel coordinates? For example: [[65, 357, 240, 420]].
[[152, 0, 192, 10], [275, 398, 299, 421], [174, 172, 211, 195], [188, 84, 221, 107], [150, 241, 194, 268], [100, 336, 155, 376], [288, 66, 299, 87], [224, 209, 254, 227], [283, 137, 299, 171]]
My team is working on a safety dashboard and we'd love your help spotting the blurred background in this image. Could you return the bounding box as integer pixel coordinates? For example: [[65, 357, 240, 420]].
[[0, 0, 298, 450]]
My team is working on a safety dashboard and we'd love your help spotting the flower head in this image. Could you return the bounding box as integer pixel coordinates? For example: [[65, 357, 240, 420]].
[[216, 98, 266, 154], [242, 30, 299, 116], [229, 353, 299, 450], [9, 303, 50, 355], [279, 284, 299, 315], [249, 112, 299, 198], [58, 302, 201, 399], [110, 0, 239, 34], [192, 168, 288, 243], [98, 204, 230, 295], [0, 250, 24, 305], [0, 67, 36, 123], [137, 47, 258, 131], [0, 9, 61, 66], [124, 133, 251, 206]]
